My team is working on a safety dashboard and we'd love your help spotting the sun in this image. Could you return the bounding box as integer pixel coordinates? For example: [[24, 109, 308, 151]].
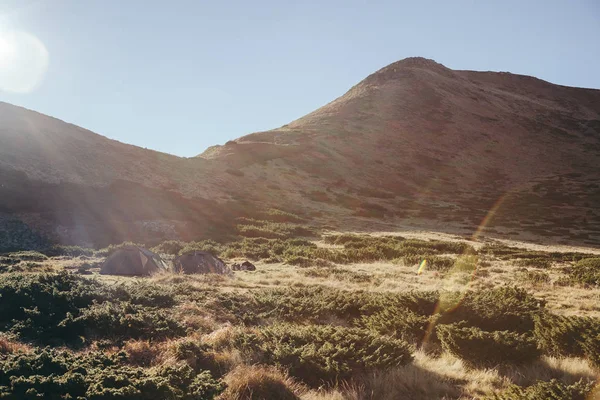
[[0, 33, 17, 67], [0, 30, 49, 93]]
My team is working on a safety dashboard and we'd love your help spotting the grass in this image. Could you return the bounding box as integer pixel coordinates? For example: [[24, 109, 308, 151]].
[[1, 231, 599, 398]]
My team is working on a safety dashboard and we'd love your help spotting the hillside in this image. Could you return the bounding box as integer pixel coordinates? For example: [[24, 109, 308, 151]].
[[1, 57, 599, 248]]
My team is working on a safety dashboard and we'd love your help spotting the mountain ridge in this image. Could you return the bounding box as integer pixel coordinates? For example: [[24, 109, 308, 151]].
[[1, 57, 599, 248]]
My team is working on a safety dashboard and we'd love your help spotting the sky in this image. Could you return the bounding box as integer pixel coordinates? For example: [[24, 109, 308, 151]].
[[0, 0, 599, 157]]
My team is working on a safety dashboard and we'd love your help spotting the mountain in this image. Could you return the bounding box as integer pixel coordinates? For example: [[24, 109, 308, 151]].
[[1, 57, 599, 248]]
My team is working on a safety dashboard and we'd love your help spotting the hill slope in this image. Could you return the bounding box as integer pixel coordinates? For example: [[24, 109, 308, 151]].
[[1, 57, 599, 248]]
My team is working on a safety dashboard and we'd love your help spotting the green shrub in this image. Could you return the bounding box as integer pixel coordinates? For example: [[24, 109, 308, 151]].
[[566, 258, 600, 286], [237, 222, 316, 239], [480, 244, 591, 263], [359, 309, 430, 345], [151, 240, 186, 255], [245, 287, 438, 326], [225, 324, 412, 386], [449, 254, 478, 273], [41, 245, 95, 258], [485, 379, 596, 400], [440, 286, 545, 333], [0, 349, 224, 399], [261, 208, 305, 223], [301, 267, 371, 282], [7, 251, 48, 262], [94, 242, 145, 257], [437, 324, 540, 367], [0, 219, 49, 253], [581, 333, 600, 368], [518, 270, 551, 285], [0, 273, 181, 345], [69, 302, 185, 342], [514, 258, 552, 269]]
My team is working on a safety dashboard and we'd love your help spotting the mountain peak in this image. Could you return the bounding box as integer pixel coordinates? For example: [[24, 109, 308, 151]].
[[360, 57, 454, 87], [387, 56, 446, 69]]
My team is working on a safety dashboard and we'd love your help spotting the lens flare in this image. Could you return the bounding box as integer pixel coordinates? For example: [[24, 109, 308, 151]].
[[420, 192, 511, 346], [0, 30, 49, 93], [417, 259, 427, 275]]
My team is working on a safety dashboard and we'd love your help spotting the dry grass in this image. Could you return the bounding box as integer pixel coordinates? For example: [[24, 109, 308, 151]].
[[218, 364, 306, 400], [298, 351, 599, 400], [17, 229, 599, 399], [0, 335, 32, 354]]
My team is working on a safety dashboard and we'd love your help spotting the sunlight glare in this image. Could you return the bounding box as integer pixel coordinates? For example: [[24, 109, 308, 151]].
[[0, 30, 48, 93]]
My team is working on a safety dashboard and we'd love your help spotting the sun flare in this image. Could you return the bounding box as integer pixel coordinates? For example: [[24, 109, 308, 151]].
[[0, 29, 48, 93]]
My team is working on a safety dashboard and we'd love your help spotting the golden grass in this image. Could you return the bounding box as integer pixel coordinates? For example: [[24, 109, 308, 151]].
[[0, 335, 32, 354], [54, 229, 600, 398], [298, 351, 599, 400], [218, 364, 305, 400]]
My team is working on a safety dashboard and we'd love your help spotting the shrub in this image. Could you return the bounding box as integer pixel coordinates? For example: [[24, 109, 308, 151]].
[[261, 209, 304, 223], [301, 267, 371, 282], [236, 222, 316, 240], [0, 349, 224, 399], [152, 240, 186, 255], [243, 287, 438, 326], [0, 219, 49, 253], [439, 286, 545, 333], [359, 309, 430, 345], [69, 301, 186, 342], [41, 245, 95, 258], [485, 379, 596, 400], [219, 365, 303, 400], [437, 324, 541, 367], [7, 251, 48, 262], [0, 272, 181, 345], [449, 254, 478, 273], [514, 258, 552, 269], [167, 338, 230, 377], [518, 270, 551, 285], [566, 258, 600, 286], [580, 332, 600, 368], [224, 324, 412, 386], [94, 242, 145, 257]]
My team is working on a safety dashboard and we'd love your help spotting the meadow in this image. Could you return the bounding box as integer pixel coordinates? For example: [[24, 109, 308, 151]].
[[1, 222, 600, 399]]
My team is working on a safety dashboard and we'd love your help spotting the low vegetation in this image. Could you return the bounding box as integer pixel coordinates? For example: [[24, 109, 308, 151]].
[[1, 232, 599, 398]]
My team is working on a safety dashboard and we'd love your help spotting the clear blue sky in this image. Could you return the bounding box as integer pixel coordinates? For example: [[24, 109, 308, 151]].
[[1, 0, 599, 157]]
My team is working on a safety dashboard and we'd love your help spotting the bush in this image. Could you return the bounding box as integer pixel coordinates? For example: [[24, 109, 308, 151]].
[[0, 273, 181, 345], [7, 251, 48, 262], [485, 379, 596, 400], [41, 245, 95, 258], [518, 270, 551, 285], [514, 258, 552, 269], [438, 324, 540, 367], [0, 349, 224, 399], [439, 286, 545, 333], [261, 209, 304, 223], [533, 313, 600, 358], [236, 222, 316, 240], [580, 332, 600, 368], [223, 324, 412, 386], [69, 301, 186, 342], [152, 240, 186, 255], [359, 309, 430, 345], [94, 242, 145, 257], [566, 258, 600, 286], [240, 286, 438, 326]]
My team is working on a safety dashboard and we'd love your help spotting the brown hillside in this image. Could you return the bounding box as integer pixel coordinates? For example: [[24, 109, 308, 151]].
[[1, 57, 599, 247]]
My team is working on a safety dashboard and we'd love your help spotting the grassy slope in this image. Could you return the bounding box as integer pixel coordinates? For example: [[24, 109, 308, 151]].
[[1, 230, 600, 399]]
